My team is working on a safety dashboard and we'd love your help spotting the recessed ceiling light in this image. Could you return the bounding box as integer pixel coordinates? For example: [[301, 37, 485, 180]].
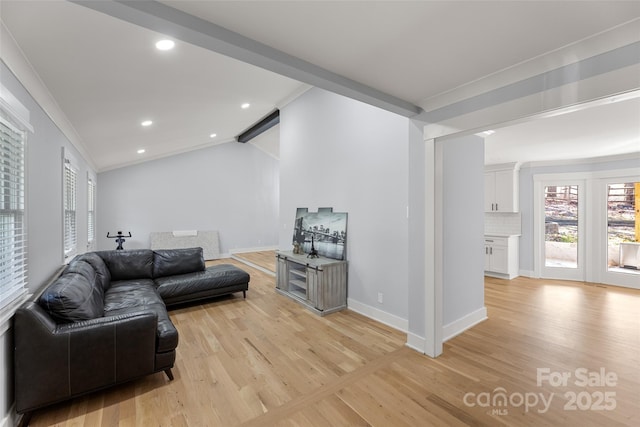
[[141, 120, 153, 127], [155, 39, 175, 51], [209, 133, 217, 138], [137, 149, 146, 154], [482, 130, 496, 136], [241, 103, 250, 109]]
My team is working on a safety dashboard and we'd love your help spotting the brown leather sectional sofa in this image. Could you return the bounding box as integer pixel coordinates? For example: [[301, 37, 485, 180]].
[[13, 247, 249, 417]]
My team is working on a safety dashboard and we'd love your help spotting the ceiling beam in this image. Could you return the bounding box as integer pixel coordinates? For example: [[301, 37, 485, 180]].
[[237, 109, 280, 143], [70, 0, 422, 118]]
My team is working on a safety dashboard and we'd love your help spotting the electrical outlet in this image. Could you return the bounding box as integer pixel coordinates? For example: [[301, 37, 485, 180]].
[[377, 292, 383, 304]]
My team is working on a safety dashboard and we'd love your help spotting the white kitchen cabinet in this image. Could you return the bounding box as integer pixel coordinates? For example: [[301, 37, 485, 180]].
[[485, 164, 519, 212], [484, 235, 519, 279]]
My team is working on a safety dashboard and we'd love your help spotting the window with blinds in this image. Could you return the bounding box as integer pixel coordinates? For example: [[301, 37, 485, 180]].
[[63, 159, 77, 259], [87, 175, 96, 246], [0, 115, 27, 310]]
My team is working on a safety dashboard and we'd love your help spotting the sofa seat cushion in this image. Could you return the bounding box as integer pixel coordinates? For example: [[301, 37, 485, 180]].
[[154, 264, 250, 301], [104, 280, 178, 353], [153, 247, 205, 278], [104, 279, 162, 310], [39, 271, 104, 323]]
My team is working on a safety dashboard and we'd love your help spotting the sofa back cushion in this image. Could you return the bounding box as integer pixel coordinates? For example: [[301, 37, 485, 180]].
[[97, 249, 154, 281], [64, 259, 97, 283], [74, 252, 111, 291], [38, 272, 104, 322], [153, 247, 205, 278]]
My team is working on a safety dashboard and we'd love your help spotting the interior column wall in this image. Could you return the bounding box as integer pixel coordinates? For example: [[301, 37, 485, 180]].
[[279, 87, 411, 326], [438, 134, 487, 340], [407, 126, 438, 354]]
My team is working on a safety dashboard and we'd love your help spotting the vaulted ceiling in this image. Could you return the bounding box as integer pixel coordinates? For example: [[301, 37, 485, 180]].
[[1, 1, 639, 171]]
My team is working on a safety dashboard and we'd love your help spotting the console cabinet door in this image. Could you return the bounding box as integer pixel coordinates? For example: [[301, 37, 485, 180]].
[[307, 267, 319, 308], [276, 256, 288, 290]]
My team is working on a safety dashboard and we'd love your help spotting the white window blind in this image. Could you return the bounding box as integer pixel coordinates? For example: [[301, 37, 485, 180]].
[[87, 174, 96, 247], [0, 114, 27, 310], [63, 159, 77, 259]]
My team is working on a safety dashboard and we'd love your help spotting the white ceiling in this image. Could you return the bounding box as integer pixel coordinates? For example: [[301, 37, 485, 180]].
[[1, 1, 639, 171], [1, 0, 305, 171], [484, 96, 640, 165], [159, 0, 640, 105]]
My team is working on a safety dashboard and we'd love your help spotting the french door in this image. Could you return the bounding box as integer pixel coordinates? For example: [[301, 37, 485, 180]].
[[535, 179, 586, 281], [599, 177, 640, 288], [535, 171, 639, 288]]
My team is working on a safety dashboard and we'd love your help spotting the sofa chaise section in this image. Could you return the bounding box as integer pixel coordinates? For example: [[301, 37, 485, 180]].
[[156, 263, 250, 306]]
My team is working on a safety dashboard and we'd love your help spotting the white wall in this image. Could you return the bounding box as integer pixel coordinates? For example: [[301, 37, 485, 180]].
[[1, 61, 94, 292], [1, 60, 96, 427], [280, 88, 410, 325], [97, 141, 279, 255]]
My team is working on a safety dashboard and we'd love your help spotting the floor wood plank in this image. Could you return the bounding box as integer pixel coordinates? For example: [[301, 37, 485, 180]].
[[27, 260, 639, 426]]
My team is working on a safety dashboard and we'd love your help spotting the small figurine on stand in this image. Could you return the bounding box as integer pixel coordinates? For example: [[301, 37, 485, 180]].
[[293, 241, 301, 255], [307, 236, 319, 258], [107, 231, 132, 250]]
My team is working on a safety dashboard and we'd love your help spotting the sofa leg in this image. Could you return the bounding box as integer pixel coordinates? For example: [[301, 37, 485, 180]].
[[243, 290, 246, 299], [18, 412, 32, 427], [164, 368, 174, 381]]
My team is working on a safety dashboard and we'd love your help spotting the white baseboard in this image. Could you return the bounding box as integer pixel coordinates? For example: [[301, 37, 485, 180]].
[[231, 254, 276, 276], [485, 271, 519, 280], [347, 298, 408, 332], [218, 246, 278, 259], [519, 269, 536, 278], [229, 246, 278, 255], [405, 332, 426, 353], [442, 307, 487, 342]]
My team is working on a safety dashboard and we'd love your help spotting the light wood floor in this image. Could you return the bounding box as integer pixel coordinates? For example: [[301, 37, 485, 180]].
[[27, 257, 639, 426]]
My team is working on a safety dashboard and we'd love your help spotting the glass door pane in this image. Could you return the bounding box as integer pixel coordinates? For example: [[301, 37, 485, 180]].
[[607, 182, 639, 273], [544, 185, 579, 268]]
